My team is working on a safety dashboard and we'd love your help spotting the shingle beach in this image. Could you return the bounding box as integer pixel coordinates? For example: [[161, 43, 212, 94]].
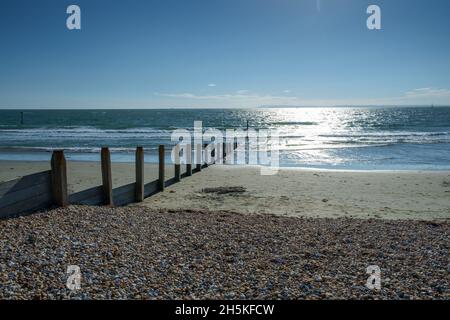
[[0, 205, 448, 299]]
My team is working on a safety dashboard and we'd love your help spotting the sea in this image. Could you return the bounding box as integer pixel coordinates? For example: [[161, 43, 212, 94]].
[[0, 107, 449, 170]]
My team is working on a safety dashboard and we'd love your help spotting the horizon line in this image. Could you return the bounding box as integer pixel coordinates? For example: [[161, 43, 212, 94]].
[[0, 105, 449, 110]]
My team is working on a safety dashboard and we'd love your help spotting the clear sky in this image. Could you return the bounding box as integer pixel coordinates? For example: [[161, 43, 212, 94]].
[[0, 0, 450, 108]]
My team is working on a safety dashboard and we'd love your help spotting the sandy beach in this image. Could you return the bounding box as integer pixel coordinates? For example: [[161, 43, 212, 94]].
[[140, 165, 450, 220], [1, 161, 449, 220]]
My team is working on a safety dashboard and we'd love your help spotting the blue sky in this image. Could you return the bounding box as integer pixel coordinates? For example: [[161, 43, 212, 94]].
[[0, 0, 449, 108]]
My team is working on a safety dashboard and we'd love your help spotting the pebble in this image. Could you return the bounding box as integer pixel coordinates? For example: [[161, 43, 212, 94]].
[[0, 205, 448, 300]]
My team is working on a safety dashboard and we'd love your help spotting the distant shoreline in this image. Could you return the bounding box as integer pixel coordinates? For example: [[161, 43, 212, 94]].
[[1, 105, 450, 110]]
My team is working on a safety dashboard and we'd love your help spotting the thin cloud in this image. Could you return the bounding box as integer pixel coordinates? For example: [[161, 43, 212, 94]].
[[154, 87, 450, 107], [405, 87, 450, 98], [156, 92, 301, 102], [207, 83, 217, 87]]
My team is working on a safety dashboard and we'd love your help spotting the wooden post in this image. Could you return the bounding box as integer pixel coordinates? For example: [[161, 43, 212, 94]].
[[225, 142, 232, 164], [186, 144, 192, 176], [204, 143, 210, 167], [246, 120, 249, 163], [211, 144, 215, 159], [51, 150, 68, 207], [222, 142, 226, 162], [196, 143, 202, 171], [174, 144, 181, 182], [101, 147, 113, 206], [158, 145, 165, 191], [135, 146, 144, 202]]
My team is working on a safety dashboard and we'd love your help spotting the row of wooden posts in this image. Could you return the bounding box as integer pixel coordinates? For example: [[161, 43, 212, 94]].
[[50, 142, 232, 208]]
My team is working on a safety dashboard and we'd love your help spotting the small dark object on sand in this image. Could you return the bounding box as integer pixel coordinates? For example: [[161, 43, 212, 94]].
[[202, 186, 246, 194]]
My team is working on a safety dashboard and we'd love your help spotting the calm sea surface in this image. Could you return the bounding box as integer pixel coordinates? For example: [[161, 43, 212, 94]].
[[0, 107, 449, 170]]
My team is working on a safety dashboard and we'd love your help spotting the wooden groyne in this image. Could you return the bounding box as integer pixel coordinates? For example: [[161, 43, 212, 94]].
[[0, 142, 233, 219]]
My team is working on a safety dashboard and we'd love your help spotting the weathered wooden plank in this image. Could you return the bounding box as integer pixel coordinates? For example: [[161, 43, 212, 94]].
[[181, 172, 189, 179], [113, 183, 135, 197], [72, 179, 146, 206], [72, 194, 104, 206], [101, 147, 113, 206], [135, 146, 144, 202], [158, 145, 165, 191], [144, 180, 159, 198], [0, 192, 53, 219], [69, 186, 104, 205], [196, 143, 202, 172], [0, 181, 51, 209], [174, 144, 181, 182], [174, 164, 181, 181], [0, 171, 51, 196], [186, 143, 192, 176], [51, 150, 68, 207], [225, 142, 233, 164], [112, 183, 136, 206], [165, 177, 177, 188], [186, 164, 192, 176], [203, 143, 213, 166], [222, 142, 226, 161], [72, 196, 103, 206]]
